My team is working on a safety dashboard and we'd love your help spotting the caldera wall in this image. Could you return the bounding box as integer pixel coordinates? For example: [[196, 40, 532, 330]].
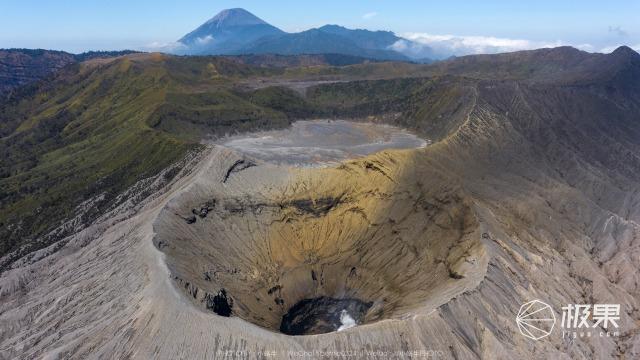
[[153, 146, 487, 335]]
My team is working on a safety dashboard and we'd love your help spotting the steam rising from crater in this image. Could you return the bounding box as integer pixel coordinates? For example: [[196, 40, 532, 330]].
[[338, 310, 357, 331]]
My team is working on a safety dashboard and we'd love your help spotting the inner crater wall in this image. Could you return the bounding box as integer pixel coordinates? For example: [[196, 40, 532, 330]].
[[153, 147, 488, 334]]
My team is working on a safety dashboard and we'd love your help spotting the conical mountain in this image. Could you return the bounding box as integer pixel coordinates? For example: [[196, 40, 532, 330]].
[[178, 8, 284, 54]]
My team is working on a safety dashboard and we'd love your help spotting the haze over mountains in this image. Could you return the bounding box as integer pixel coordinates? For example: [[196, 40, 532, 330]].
[[172, 8, 436, 61]]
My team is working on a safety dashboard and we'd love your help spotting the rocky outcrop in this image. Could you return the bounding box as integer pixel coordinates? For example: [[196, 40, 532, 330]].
[[223, 159, 257, 182], [0, 49, 76, 96]]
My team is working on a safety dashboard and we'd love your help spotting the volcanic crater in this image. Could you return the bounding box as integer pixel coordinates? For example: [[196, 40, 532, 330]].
[[153, 121, 487, 335]]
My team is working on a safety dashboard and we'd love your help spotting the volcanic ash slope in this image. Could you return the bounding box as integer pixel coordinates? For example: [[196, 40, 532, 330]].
[[2, 79, 640, 358], [0, 129, 638, 359], [0, 143, 488, 359]]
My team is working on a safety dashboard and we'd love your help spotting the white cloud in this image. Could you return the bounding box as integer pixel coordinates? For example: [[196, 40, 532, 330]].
[[574, 43, 595, 52], [140, 41, 187, 53], [388, 39, 433, 59], [195, 35, 214, 45], [608, 26, 628, 37], [362, 12, 377, 20], [401, 32, 567, 57], [140, 35, 215, 54]]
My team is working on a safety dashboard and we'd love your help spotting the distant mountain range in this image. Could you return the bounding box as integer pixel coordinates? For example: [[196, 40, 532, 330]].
[[173, 8, 435, 62]]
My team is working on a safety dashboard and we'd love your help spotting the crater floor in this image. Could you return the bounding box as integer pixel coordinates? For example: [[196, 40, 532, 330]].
[[216, 120, 428, 166]]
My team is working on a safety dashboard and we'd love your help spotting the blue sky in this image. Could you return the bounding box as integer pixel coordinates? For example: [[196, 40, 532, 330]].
[[1, 0, 638, 54]]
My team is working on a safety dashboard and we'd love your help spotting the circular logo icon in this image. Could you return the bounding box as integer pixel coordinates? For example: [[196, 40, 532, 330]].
[[516, 299, 556, 340]]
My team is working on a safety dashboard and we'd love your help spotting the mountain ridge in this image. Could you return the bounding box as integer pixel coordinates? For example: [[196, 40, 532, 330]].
[[174, 8, 434, 61], [235, 28, 411, 61], [0, 49, 138, 97]]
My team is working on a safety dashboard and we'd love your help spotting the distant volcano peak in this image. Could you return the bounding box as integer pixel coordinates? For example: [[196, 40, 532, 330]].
[[177, 8, 284, 52], [204, 8, 269, 28]]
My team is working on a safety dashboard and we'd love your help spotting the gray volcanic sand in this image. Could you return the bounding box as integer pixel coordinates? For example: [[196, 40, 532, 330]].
[[217, 120, 428, 165]]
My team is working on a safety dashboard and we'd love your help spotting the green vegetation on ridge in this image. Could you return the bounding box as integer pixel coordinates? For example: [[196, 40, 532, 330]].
[[0, 54, 313, 260]]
